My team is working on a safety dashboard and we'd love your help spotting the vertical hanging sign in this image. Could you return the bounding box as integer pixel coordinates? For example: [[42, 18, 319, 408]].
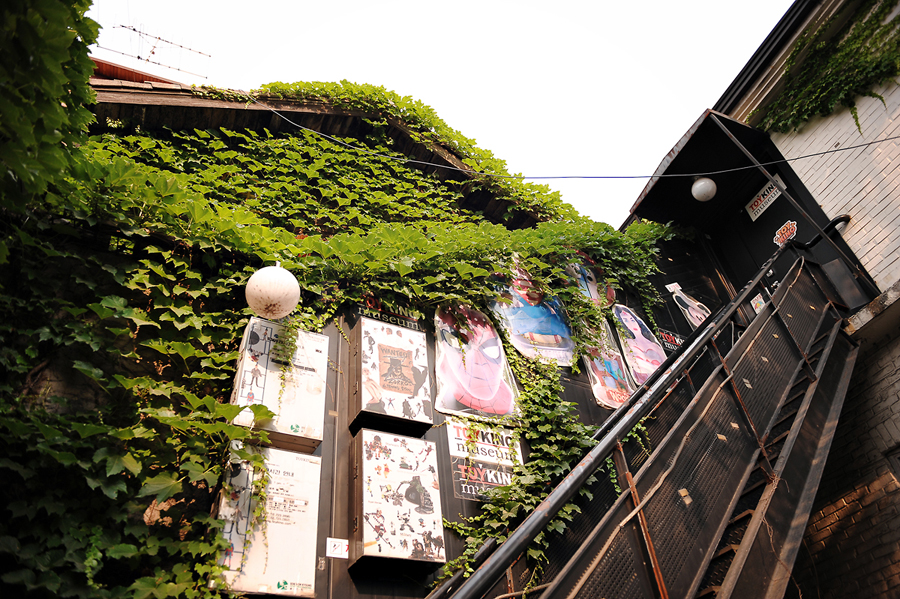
[[445, 417, 522, 501]]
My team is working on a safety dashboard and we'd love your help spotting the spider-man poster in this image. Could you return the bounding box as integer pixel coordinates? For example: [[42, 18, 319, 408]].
[[490, 268, 575, 367], [434, 305, 518, 419]]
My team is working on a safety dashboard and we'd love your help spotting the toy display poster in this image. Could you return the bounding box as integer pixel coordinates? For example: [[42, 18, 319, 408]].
[[583, 320, 635, 409], [490, 268, 575, 367], [434, 305, 518, 419], [360, 317, 432, 425], [231, 317, 329, 449], [612, 305, 667, 386], [445, 417, 522, 501], [360, 430, 445, 563], [219, 448, 321, 596], [665, 283, 712, 330], [568, 264, 634, 410]]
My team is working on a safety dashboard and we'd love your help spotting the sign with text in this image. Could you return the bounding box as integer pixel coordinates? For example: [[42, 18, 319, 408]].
[[446, 417, 522, 501], [219, 448, 321, 596], [746, 174, 785, 222], [657, 328, 685, 354]]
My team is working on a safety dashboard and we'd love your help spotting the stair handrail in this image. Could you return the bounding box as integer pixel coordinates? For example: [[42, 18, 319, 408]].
[[442, 243, 795, 599]]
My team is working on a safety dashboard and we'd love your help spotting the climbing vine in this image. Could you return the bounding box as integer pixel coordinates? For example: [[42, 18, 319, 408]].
[[0, 2, 673, 596], [755, 0, 900, 133]]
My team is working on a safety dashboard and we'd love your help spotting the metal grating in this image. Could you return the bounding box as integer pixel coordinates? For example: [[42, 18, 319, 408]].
[[729, 317, 798, 432], [540, 474, 622, 582], [776, 268, 827, 347], [641, 387, 756, 590], [641, 382, 696, 464], [577, 527, 644, 599]]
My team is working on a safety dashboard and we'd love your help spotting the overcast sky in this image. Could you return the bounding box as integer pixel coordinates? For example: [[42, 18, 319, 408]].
[[86, 0, 795, 227]]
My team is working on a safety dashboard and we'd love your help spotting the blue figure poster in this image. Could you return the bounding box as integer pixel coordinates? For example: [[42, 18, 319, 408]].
[[490, 267, 575, 367]]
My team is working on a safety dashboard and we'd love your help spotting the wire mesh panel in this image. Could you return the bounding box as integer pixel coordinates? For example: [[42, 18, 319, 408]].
[[541, 471, 622, 583], [638, 384, 757, 596], [776, 266, 829, 348], [729, 316, 799, 433], [576, 526, 651, 599], [639, 381, 697, 469]]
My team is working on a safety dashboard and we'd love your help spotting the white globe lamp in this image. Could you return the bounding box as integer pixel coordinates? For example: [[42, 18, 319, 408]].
[[691, 177, 717, 202], [245, 262, 300, 320]]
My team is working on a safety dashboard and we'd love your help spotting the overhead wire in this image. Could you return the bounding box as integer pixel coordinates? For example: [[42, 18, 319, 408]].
[[239, 90, 900, 182]]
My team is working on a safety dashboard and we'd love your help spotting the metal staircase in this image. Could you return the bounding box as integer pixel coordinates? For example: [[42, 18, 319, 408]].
[[436, 247, 860, 599]]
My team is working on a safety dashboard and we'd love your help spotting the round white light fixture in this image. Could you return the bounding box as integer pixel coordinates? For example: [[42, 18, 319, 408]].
[[691, 177, 717, 202], [245, 262, 300, 320]]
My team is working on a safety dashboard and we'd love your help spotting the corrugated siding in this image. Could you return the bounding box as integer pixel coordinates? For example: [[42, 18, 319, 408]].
[[769, 82, 900, 290]]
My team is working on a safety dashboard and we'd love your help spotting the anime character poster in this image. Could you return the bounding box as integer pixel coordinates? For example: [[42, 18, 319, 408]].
[[666, 283, 712, 330], [612, 305, 667, 386], [490, 268, 575, 367], [359, 430, 445, 563], [360, 317, 432, 425], [434, 305, 518, 419], [219, 447, 321, 596], [231, 318, 329, 448], [445, 417, 522, 501], [568, 264, 635, 409]]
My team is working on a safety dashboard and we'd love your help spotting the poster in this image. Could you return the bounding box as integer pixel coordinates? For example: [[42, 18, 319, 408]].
[[583, 320, 635, 409], [231, 318, 329, 450], [219, 447, 321, 596], [490, 268, 575, 367], [434, 305, 518, 419], [612, 305, 667, 386], [359, 430, 445, 563], [445, 417, 522, 501], [360, 316, 432, 424], [569, 264, 635, 409], [666, 283, 712, 330]]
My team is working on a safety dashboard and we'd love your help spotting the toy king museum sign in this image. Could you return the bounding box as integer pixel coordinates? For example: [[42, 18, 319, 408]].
[[446, 417, 523, 501]]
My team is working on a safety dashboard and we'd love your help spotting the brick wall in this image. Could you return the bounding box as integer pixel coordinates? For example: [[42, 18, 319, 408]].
[[789, 332, 900, 598], [770, 82, 900, 291]]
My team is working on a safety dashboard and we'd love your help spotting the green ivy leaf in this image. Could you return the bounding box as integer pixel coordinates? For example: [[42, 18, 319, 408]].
[[138, 473, 182, 502]]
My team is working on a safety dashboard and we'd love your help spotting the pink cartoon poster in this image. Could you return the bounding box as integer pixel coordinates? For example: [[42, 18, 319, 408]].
[[490, 268, 575, 367], [568, 264, 635, 409], [434, 305, 518, 419], [612, 305, 667, 386]]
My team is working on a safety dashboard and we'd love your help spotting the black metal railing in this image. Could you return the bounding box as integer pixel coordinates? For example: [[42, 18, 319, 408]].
[[439, 241, 850, 599]]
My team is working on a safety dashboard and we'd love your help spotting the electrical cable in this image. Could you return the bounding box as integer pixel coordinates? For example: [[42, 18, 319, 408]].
[[238, 90, 900, 182]]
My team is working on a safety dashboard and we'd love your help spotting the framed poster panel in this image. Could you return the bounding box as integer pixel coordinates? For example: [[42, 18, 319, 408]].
[[350, 314, 433, 435], [350, 430, 445, 571], [219, 447, 321, 596], [434, 305, 519, 420], [230, 317, 329, 453]]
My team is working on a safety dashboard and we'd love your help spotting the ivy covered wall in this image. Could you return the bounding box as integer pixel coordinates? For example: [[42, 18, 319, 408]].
[[0, 2, 672, 597]]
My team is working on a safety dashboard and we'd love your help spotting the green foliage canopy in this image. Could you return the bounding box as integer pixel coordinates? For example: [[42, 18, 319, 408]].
[[0, 2, 673, 594]]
